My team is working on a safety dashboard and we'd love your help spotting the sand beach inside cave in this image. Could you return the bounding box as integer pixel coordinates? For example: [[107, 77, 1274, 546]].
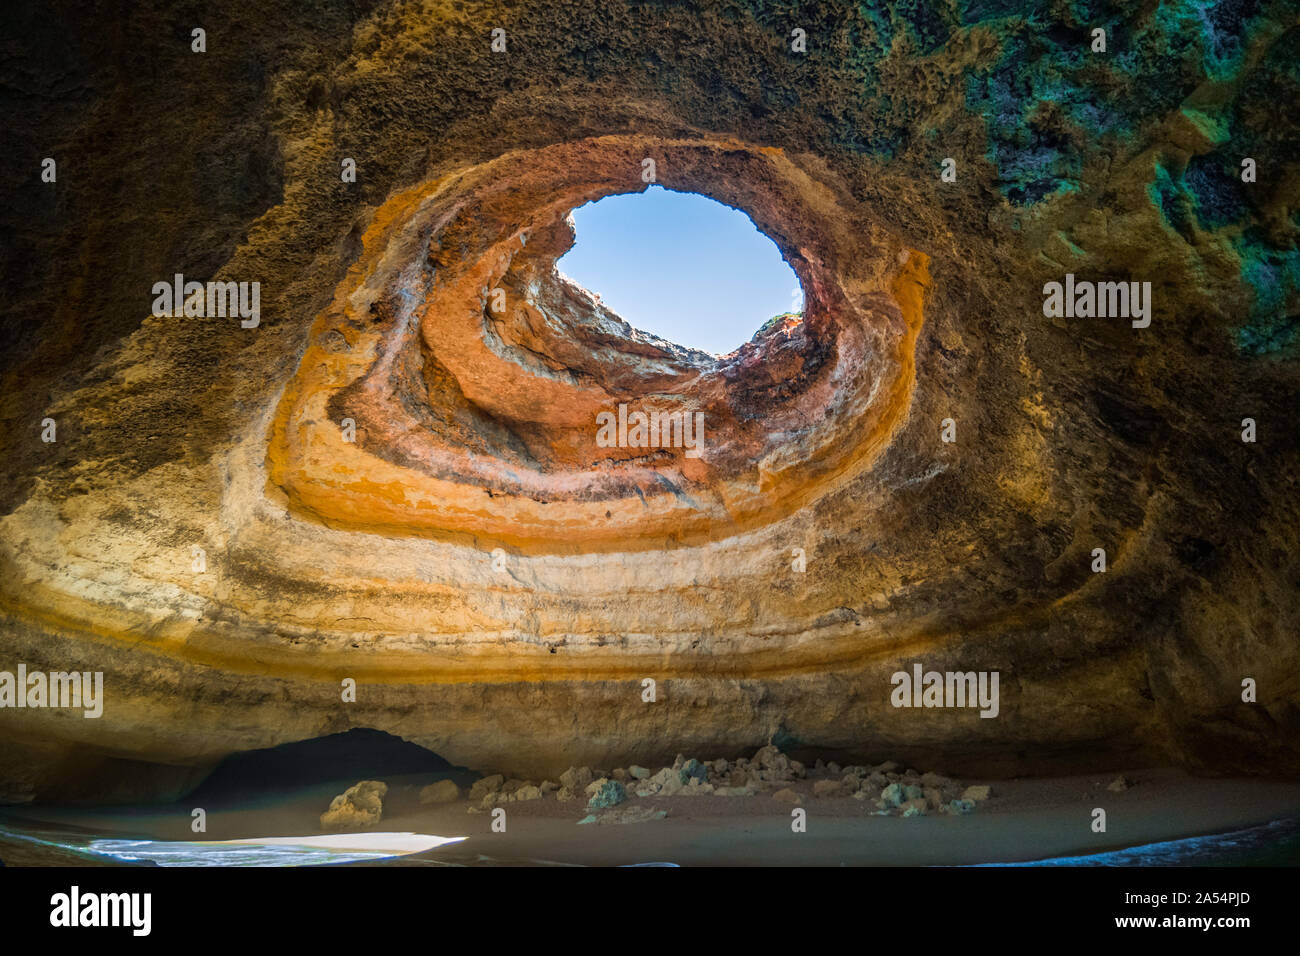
[[3, 768, 1300, 867]]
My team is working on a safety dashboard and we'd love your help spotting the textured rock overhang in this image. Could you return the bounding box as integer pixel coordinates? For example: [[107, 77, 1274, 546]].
[[0, 0, 1298, 802], [271, 136, 926, 550]]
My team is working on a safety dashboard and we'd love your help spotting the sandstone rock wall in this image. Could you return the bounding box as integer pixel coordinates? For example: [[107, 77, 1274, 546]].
[[0, 0, 1297, 802]]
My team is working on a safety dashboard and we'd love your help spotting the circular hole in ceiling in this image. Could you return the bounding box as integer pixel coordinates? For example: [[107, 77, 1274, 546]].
[[555, 185, 803, 357]]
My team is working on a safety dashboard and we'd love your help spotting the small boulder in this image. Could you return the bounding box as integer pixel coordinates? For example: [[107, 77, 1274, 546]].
[[772, 788, 803, 804], [1106, 776, 1130, 793], [948, 798, 975, 815], [515, 785, 543, 801], [813, 779, 844, 798], [681, 758, 708, 783], [469, 774, 504, 801], [628, 765, 650, 780], [419, 779, 460, 805], [901, 799, 928, 817], [754, 745, 786, 771], [320, 780, 388, 830], [587, 780, 627, 810], [651, 767, 682, 795], [560, 766, 594, 792], [961, 785, 992, 802]]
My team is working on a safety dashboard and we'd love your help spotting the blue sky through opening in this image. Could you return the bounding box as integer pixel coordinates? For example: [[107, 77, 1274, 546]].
[[556, 186, 801, 356]]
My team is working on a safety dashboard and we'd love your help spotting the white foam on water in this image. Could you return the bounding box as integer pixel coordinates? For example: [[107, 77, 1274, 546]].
[[82, 831, 466, 867]]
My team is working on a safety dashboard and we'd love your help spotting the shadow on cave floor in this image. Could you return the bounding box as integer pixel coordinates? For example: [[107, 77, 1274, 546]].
[[186, 728, 475, 808]]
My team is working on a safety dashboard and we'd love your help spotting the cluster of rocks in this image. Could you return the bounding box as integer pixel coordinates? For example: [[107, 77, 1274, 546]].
[[321, 749, 999, 826], [459, 747, 994, 817], [463, 774, 555, 812], [743, 749, 993, 817]]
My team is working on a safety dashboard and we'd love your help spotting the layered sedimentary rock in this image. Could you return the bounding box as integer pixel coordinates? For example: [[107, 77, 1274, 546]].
[[1, 0, 1298, 803]]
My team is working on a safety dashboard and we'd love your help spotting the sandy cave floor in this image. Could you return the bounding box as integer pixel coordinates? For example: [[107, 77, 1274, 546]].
[[4, 769, 1300, 867]]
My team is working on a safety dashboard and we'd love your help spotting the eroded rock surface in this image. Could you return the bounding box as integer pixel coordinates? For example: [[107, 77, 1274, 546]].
[[1, 0, 1297, 803], [320, 780, 388, 830]]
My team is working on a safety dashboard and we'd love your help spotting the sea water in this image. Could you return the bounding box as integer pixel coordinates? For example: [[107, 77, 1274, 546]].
[[973, 816, 1300, 867]]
